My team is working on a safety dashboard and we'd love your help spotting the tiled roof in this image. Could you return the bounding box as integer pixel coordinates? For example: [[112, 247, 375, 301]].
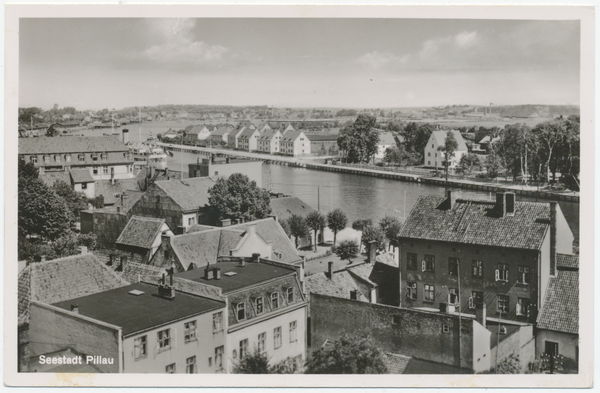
[[281, 130, 304, 142], [187, 224, 218, 233], [229, 219, 301, 264], [116, 216, 166, 249], [384, 353, 411, 374], [171, 229, 225, 270], [347, 264, 378, 287], [154, 177, 215, 212], [304, 271, 367, 301], [398, 196, 551, 250], [270, 197, 316, 220], [557, 253, 579, 269], [306, 134, 339, 142], [70, 168, 94, 183], [211, 126, 233, 136], [18, 253, 129, 325], [259, 129, 281, 141], [239, 127, 259, 139], [176, 260, 296, 294], [121, 261, 169, 283], [537, 269, 579, 334], [52, 282, 225, 336], [19, 136, 129, 155], [378, 131, 396, 146], [430, 130, 468, 151], [95, 179, 141, 205], [39, 171, 71, 187]]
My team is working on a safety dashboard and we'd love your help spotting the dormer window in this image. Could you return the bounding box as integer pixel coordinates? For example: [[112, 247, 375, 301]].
[[286, 287, 294, 304], [30, 156, 38, 164], [91, 153, 98, 161], [78, 153, 85, 162], [65, 154, 71, 162], [54, 154, 61, 162], [236, 302, 246, 321], [101, 153, 108, 161], [270, 292, 279, 309], [254, 297, 264, 315], [43, 155, 50, 163]]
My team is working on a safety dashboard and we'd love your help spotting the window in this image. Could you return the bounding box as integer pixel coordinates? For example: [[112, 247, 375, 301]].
[[239, 339, 248, 359], [472, 260, 483, 278], [497, 295, 509, 313], [81, 183, 87, 190], [424, 284, 435, 302], [545, 341, 559, 357], [496, 263, 509, 282], [289, 321, 298, 342], [186, 356, 197, 374], [212, 312, 223, 333], [134, 335, 147, 359], [103, 166, 109, 175], [443, 324, 450, 333], [270, 292, 279, 309], [54, 154, 61, 162], [214, 171, 218, 176], [517, 298, 530, 317], [258, 332, 266, 353], [78, 153, 85, 161], [43, 155, 50, 163], [428, 152, 431, 157], [407, 282, 417, 300], [392, 315, 400, 325], [423, 255, 435, 272], [236, 302, 246, 321], [286, 287, 294, 304], [407, 253, 417, 270], [184, 320, 197, 342], [470, 291, 483, 309], [101, 153, 108, 161], [157, 329, 171, 350], [448, 258, 459, 276], [518, 266, 530, 285], [428, 161, 431, 166], [165, 363, 176, 373], [93, 167, 99, 175], [448, 288, 459, 305], [92, 153, 98, 161], [274, 327, 282, 349], [128, 165, 133, 173], [188, 217, 195, 226], [431, 144, 434, 148], [255, 297, 264, 315], [215, 346, 224, 368], [65, 154, 71, 162]]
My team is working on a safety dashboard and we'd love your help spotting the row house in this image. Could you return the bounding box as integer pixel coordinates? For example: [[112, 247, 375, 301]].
[[207, 125, 234, 146], [280, 130, 311, 156], [227, 125, 255, 149], [397, 191, 574, 324], [257, 129, 283, 154], [18, 135, 135, 180], [237, 127, 261, 152], [183, 125, 214, 144]]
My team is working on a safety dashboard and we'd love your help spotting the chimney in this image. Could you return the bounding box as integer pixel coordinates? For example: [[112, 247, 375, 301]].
[[277, 193, 284, 198], [268, 214, 278, 223], [368, 240, 377, 264], [157, 266, 176, 299], [550, 202, 557, 276], [252, 253, 260, 262], [438, 189, 453, 210], [221, 219, 231, 227], [70, 304, 79, 314], [110, 167, 115, 185], [239, 257, 246, 267], [122, 129, 129, 144], [246, 225, 257, 237], [496, 192, 506, 217], [211, 154, 215, 164], [236, 218, 242, 225], [505, 193, 516, 216], [78, 245, 88, 255], [204, 264, 212, 280], [213, 267, 221, 280], [327, 261, 333, 279], [475, 300, 486, 328]]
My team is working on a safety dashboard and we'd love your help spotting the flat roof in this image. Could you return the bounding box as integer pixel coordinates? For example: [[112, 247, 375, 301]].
[[176, 261, 295, 294], [52, 282, 225, 337]]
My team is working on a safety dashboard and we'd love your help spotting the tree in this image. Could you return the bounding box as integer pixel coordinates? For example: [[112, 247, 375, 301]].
[[351, 219, 372, 252], [208, 173, 272, 223], [233, 346, 272, 374], [334, 239, 360, 264], [532, 120, 566, 183], [19, 177, 73, 241], [285, 214, 309, 249], [88, 195, 105, 209], [52, 180, 88, 218], [306, 211, 327, 252], [378, 216, 402, 251], [305, 332, 388, 374], [326, 208, 348, 246], [437, 131, 459, 181], [337, 114, 380, 164], [18, 158, 39, 180], [485, 149, 504, 179], [46, 125, 60, 137], [383, 146, 409, 167], [456, 153, 481, 176], [361, 225, 387, 253]]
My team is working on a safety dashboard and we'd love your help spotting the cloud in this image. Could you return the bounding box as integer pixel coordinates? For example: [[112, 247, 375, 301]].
[[356, 51, 406, 70]]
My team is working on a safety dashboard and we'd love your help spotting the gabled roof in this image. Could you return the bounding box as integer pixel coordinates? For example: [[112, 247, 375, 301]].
[[259, 129, 282, 141], [18, 253, 129, 325], [39, 172, 71, 188], [239, 127, 260, 139], [306, 134, 339, 142], [378, 131, 396, 145], [95, 178, 141, 205], [429, 130, 468, 151], [537, 268, 579, 335], [557, 253, 579, 270], [70, 168, 94, 184], [186, 125, 208, 135], [19, 136, 129, 155], [153, 177, 216, 212], [281, 130, 304, 142], [270, 196, 316, 220], [304, 270, 367, 301], [398, 196, 552, 250], [211, 126, 234, 137], [116, 216, 167, 249]]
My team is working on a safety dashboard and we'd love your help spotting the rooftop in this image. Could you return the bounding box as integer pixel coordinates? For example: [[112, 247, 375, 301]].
[[430, 130, 469, 151], [18, 253, 129, 325], [19, 136, 129, 155], [304, 270, 366, 301], [536, 268, 579, 335], [270, 196, 316, 220], [39, 171, 71, 188], [52, 282, 225, 336], [70, 168, 94, 184], [305, 134, 339, 142], [153, 177, 215, 212], [95, 178, 141, 205], [116, 216, 167, 249], [557, 253, 579, 270], [398, 195, 554, 250], [176, 260, 295, 294]]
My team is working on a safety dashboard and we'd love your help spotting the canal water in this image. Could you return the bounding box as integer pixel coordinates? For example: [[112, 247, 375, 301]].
[[167, 151, 580, 246]]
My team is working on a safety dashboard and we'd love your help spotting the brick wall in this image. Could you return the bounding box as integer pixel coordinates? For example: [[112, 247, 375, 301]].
[[310, 293, 474, 370]]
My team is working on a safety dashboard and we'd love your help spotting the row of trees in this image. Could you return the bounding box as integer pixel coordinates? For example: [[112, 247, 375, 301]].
[[337, 114, 381, 164], [18, 160, 102, 261]]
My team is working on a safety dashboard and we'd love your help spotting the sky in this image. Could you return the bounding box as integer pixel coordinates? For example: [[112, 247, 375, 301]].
[[19, 18, 580, 110]]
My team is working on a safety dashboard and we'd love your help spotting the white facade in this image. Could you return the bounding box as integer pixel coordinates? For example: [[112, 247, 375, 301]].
[[424, 130, 468, 169]]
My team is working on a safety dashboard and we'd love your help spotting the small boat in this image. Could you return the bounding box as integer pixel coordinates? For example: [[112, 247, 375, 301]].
[[128, 142, 168, 170]]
